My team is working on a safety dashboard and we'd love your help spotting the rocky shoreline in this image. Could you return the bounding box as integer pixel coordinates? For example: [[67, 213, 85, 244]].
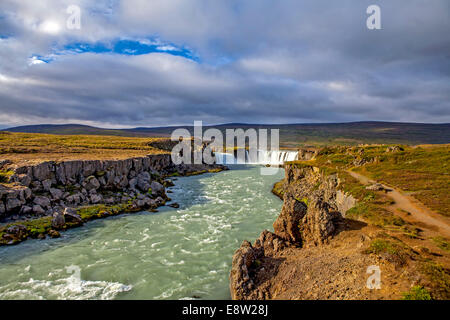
[[0, 154, 226, 245], [229, 162, 357, 300]]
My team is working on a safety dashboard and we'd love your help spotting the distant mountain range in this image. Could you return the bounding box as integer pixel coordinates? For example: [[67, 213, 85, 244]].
[[3, 122, 450, 147]]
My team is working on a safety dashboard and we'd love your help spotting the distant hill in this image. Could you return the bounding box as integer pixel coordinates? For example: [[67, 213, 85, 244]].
[[4, 122, 450, 147], [4, 124, 148, 137]]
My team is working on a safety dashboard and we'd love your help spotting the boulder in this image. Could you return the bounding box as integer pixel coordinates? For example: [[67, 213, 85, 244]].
[[137, 171, 151, 182], [37, 233, 46, 240], [114, 175, 128, 188], [150, 181, 165, 197], [49, 188, 63, 200], [0, 201, 5, 215], [33, 196, 51, 209], [155, 196, 165, 206], [48, 229, 61, 238], [128, 178, 137, 190], [137, 179, 150, 193], [163, 179, 175, 187], [6, 197, 22, 212], [66, 193, 82, 205], [136, 199, 146, 208], [137, 172, 151, 191], [32, 205, 45, 215], [143, 197, 155, 208], [90, 193, 103, 204], [20, 206, 32, 214], [3, 224, 28, 242], [83, 176, 100, 191], [42, 179, 52, 191], [63, 208, 83, 225], [52, 210, 66, 229]]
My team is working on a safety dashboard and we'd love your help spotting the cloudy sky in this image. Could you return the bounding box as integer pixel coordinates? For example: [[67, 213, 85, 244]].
[[0, 0, 449, 128]]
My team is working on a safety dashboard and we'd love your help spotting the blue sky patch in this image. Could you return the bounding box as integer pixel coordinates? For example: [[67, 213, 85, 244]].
[[30, 37, 199, 64]]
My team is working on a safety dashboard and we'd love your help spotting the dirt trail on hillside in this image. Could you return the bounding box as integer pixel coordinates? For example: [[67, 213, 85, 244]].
[[348, 170, 450, 237]]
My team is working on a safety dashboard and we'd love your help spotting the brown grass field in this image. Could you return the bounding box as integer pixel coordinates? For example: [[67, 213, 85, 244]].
[[0, 131, 169, 166]]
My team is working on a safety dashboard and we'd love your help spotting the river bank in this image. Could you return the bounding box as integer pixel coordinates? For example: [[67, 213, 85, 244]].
[[0, 154, 226, 245], [229, 145, 450, 300], [0, 165, 284, 299]]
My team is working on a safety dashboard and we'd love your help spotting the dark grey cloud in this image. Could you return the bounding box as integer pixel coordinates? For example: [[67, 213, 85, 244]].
[[0, 0, 449, 127]]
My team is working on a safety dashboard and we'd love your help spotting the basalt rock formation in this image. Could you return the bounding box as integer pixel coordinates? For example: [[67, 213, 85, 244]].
[[230, 163, 356, 299], [0, 154, 225, 222]]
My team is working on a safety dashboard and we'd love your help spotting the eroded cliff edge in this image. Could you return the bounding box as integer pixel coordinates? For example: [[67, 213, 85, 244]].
[[0, 154, 226, 245], [229, 162, 442, 300], [230, 163, 359, 299]]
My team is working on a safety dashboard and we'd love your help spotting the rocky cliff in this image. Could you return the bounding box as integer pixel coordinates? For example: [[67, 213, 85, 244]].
[[229, 163, 358, 300], [0, 154, 225, 222], [230, 146, 450, 300]]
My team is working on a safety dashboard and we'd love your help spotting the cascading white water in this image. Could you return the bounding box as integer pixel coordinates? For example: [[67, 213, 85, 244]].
[[249, 150, 298, 165], [214, 152, 238, 165], [215, 150, 298, 165]]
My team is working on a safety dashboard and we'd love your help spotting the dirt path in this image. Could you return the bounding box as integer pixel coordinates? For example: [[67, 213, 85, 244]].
[[347, 170, 450, 238]]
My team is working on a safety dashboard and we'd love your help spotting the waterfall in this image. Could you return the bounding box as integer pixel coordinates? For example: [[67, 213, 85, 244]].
[[215, 152, 238, 165], [215, 150, 298, 165]]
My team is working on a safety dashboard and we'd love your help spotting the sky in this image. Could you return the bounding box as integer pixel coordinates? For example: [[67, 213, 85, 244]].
[[0, 0, 449, 128]]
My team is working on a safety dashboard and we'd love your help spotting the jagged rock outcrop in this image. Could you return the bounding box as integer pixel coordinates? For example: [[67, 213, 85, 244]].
[[273, 193, 307, 245], [273, 165, 352, 246], [299, 197, 340, 246], [230, 230, 288, 300], [230, 240, 265, 300], [230, 163, 356, 300]]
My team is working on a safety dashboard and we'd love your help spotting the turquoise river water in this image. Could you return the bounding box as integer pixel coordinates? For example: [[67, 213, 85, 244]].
[[0, 165, 284, 300]]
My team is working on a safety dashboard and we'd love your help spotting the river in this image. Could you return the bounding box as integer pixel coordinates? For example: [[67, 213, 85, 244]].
[[0, 165, 284, 300]]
